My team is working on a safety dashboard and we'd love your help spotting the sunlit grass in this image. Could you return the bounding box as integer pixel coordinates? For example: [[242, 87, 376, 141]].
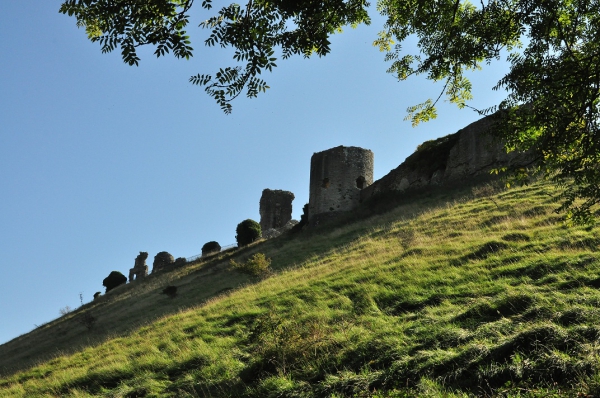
[[2, 180, 600, 396]]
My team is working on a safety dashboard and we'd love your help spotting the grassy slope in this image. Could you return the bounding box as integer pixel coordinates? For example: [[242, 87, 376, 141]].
[[2, 180, 600, 397]]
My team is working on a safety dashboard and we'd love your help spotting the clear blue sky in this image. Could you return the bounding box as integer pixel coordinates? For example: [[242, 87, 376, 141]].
[[0, 3, 509, 345]]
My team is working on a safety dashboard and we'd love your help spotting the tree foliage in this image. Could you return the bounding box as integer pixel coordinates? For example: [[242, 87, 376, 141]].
[[236, 219, 262, 247], [60, 0, 600, 221], [102, 271, 127, 293], [230, 252, 271, 277], [201, 240, 221, 256], [59, 0, 369, 113], [375, 0, 600, 222]]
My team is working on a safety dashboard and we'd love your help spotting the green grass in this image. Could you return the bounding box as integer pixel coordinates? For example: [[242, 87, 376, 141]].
[[2, 180, 600, 397]]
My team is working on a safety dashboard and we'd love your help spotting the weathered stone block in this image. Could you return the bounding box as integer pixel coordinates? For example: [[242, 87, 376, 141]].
[[152, 251, 174, 273], [129, 251, 148, 282], [259, 189, 295, 233]]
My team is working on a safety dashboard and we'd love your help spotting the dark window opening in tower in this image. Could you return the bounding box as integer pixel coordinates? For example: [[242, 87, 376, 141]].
[[356, 176, 366, 189], [322, 178, 330, 188]]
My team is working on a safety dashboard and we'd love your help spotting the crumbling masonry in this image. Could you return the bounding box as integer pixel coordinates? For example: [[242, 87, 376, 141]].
[[152, 251, 174, 273], [308, 146, 374, 223], [129, 252, 148, 282], [304, 115, 534, 225], [359, 115, 535, 201], [259, 189, 295, 232]]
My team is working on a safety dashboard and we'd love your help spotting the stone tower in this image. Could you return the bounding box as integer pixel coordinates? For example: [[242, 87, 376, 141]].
[[259, 189, 295, 232], [308, 146, 374, 222]]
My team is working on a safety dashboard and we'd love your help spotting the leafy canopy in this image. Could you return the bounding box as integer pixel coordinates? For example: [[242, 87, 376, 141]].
[[59, 0, 370, 113], [60, 0, 600, 221], [377, 0, 600, 222]]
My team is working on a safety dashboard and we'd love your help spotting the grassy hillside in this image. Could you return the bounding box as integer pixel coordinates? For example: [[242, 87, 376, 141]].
[[2, 180, 600, 397]]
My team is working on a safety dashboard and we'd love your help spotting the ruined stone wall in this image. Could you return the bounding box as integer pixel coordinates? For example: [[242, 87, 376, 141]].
[[152, 251, 174, 273], [309, 146, 374, 222], [360, 115, 535, 201], [444, 116, 533, 179], [259, 189, 295, 232], [128, 251, 148, 282]]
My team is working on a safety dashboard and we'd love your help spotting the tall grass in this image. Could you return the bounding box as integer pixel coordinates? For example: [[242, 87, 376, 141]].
[[2, 180, 600, 396]]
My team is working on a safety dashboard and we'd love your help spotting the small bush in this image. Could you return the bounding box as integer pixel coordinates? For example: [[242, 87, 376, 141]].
[[202, 241, 221, 256], [93, 292, 102, 300], [59, 306, 72, 316], [102, 271, 127, 293], [77, 312, 96, 330], [174, 257, 187, 266], [236, 219, 262, 247], [231, 253, 271, 277], [161, 285, 178, 298]]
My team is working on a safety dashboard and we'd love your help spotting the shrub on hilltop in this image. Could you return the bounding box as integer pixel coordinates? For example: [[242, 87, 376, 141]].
[[201, 241, 221, 256], [102, 271, 127, 293], [236, 219, 261, 247], [230, 253, 271, 277]]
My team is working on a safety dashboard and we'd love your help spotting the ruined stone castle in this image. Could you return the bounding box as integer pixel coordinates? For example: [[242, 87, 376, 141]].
[[124, 114, 535, 282], [259, 114, 535, 232]]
